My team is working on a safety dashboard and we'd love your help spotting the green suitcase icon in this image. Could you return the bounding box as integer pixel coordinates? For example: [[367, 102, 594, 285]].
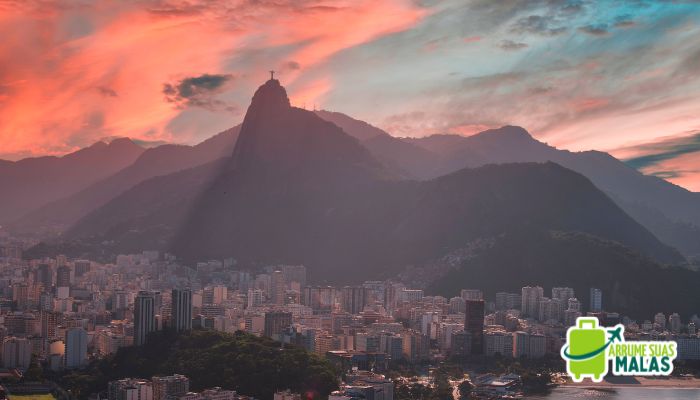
[[566, 317, 608, 382]]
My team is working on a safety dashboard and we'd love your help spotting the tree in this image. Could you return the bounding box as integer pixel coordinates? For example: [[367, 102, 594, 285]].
[[458, 380, 473, 398]]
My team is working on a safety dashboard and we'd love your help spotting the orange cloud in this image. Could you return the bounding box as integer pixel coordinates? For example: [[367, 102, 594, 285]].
[[0, 0, 427, 159]]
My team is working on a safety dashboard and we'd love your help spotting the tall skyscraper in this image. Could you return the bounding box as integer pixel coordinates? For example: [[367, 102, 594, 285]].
[[171, 288, 192, 332], [271, 270, 286, 305], [41, 310, 60, 341], [134, 291, 156, 346], [521, 286, 544, 318], [65, 327, 88, 368], [589, 288, 603, 312], [340, 286, 367, 314], [56, 265, 71, 288], [464, 300, 484, 355]]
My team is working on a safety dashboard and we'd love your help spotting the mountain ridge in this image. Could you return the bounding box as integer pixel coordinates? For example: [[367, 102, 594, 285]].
[[0, 138, 145, 223]]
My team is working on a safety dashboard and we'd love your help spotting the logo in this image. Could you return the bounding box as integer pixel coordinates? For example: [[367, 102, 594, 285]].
[[560, 317, 677, 382]]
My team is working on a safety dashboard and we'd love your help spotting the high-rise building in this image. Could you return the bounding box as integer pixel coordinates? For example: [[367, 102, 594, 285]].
[[449, 296, 466, 314], [464, 300, 484, 355], [552, 287, 575, 303], [589, 288, 603, 312], [247, 289, 265, 308], [302, 286, 336, 314], [654, 312, 667, 330], [134, 291, 156, 346], [271, 270, 286, 305], [451, 330, 472, 357], [538, 297, 565, 322], [112, 290, 129, 311], [152, 375, 189, 400], [171, 289, 192, 332], [34, 264, 52, 290], [460, 289, 483, 301], [56, 265, 71, 288], [65, 327, 88, 368], [108, 378, 153, 400], [41, 310, 60, 341], [484, 331, 513, 357], [669, 313, 682, 333], [73, 260, 91, 277], [513, 331, 546, 358], [521, 286, 543, 318], [340, 286, 367, 314], [495, 292, 521, 311], [361, 281, 385, 307], [399, 289, 423, 304], [567, 298, 581, 312], [264, 311, 292, 339], [402, 330, 430, 362], [2, 337, 32, 370]]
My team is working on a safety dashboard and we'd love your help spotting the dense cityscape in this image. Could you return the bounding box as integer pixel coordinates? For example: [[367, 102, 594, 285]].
[[3, 3, 700, 400], [0, 241, 698, 400]]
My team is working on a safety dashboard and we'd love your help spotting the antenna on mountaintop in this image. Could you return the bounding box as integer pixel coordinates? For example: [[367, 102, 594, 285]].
[[269, 70, 275, 80]]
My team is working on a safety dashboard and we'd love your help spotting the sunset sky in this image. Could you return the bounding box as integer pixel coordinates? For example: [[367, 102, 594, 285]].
[[1, 0, 700, 190]]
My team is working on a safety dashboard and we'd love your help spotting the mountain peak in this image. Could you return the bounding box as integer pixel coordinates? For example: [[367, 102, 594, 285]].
[[230, 79, 389, 182], [248, 78, 290, 112], [477, 125, 534, 141]]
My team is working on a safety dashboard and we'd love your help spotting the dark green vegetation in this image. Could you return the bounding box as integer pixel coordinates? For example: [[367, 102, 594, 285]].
[[54, 330, 338, 400], [394, 364, 462, 400], [427, 230, 700, 319]]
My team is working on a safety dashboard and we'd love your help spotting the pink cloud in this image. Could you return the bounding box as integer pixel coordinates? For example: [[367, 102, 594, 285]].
[[0, 0, 427, 159]]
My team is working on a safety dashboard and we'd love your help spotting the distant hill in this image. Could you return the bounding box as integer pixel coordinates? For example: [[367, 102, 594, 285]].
[[13, 127, 240, 234], [0, 138, 144, 223], [64, 80, 682, 279], [422, 229, 700, 319], [402, 126, 700, 257], [24, 79, 697, 319]]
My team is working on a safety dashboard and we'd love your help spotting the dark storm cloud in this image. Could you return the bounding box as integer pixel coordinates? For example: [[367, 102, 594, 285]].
[[163, 73, 235, 110], [625, 132, 700, 170]]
